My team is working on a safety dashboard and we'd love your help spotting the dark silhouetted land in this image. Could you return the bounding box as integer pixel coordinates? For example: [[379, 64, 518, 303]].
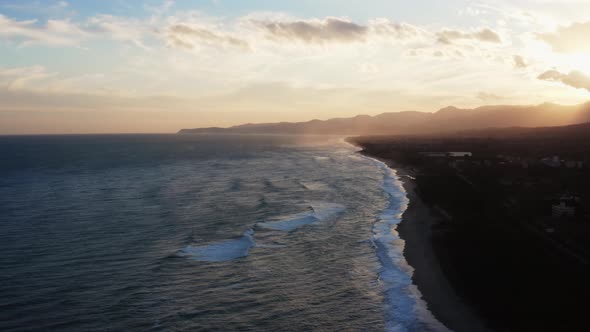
[[350, 122, 590, 331], [180, 102, 590, 136]]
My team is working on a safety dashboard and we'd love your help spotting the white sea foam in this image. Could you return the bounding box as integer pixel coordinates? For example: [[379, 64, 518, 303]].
[[257, 202, 345, 232], [364, 156, 450, 332], [178, 229, 255, 262]]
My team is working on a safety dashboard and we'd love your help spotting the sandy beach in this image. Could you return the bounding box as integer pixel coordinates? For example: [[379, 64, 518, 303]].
[[385, 160, 490, 332]]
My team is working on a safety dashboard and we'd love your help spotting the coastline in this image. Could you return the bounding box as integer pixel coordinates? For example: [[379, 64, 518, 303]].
[[365, 153, 490, 332]]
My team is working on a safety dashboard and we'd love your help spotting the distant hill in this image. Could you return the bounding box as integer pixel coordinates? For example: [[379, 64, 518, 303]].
[[179, 101, 590, 135], [451, 121, 590, 140]]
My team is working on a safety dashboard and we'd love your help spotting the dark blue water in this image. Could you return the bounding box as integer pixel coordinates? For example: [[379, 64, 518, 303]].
[[0, 134, 445, 331]]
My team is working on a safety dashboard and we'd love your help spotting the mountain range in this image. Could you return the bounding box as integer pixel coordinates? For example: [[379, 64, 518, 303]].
[[178, 101, 590, 135]]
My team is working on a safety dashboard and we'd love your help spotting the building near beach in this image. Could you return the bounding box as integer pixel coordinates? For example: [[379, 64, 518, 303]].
[[551, 194, 578, 218]]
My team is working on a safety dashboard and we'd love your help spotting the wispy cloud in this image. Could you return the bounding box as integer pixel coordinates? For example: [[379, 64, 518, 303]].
[[538, 69, 590, 92], [249, 17, 425, 45], [1, 0, 70, 15], [87, 15, 148, 48], [0, 14, 87, 46], [538, 21, 590, 53], [251, 17, 369, 43], [477, 91, 504, 101], [0, 65, 56, 90], [513, 55, 527, 68], [437, 28, 501, 44], [166, 24, 249, 50]]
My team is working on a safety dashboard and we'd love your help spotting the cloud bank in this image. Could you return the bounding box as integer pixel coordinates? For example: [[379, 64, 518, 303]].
[[0, 11, 507, 53]]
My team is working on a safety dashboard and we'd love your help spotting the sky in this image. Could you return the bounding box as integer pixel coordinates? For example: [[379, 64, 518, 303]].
[[1, 0, 590, 134]]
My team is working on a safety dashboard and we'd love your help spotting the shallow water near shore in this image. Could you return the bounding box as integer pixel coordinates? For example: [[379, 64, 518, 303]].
[[0, 134, 445, 331]]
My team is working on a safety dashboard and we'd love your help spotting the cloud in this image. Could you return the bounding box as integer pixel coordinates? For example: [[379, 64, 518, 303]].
[[0, 65, 55, 90], [368, 19, 422, 39], [538, 69, 590, 92], [0, 14, 87, 46], [252, 17, 368, 43], [1, 0, 70, 15], [146, 0, 175, 15], [0, 11, 500, 57], [88, 15, 147, 47], [538, 21, 590, 53], [0, 13, 149, 48], [513, 55, 527, 68], [474, 28, 502, 43], [477, 92, 503, 101], [437, 28, 501, 44], [166, 24, 249, 50], [249, 16, 427, 45]]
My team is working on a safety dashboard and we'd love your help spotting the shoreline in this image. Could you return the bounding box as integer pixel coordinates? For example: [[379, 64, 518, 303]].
[[364, 152, 489, 332]]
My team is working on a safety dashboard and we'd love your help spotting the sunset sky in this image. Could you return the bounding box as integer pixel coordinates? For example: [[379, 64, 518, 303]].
[[1, 0, 590, 134]]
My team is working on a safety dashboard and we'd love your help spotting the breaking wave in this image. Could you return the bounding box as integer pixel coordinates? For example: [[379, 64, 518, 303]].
[[178, 229, 255, 262], [177, 202, 344, 262], [257, 202, 345, 232]]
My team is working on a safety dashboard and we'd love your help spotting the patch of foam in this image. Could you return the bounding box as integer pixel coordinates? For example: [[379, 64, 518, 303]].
[[178, 229, 255, 262], [363, 156, 450, 332], [257, 203, 345, 232]]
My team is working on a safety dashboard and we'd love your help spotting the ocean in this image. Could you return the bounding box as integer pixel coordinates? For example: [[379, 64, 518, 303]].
[[0, 134, 446, 331]]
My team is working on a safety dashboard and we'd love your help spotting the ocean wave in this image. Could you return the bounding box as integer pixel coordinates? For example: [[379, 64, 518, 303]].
[[367, 157, 450, 332], [178, 229, 255, 262], [178, 202, 344, 262], [254, 243, 287, 249], [256, 202, 345, 232]]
